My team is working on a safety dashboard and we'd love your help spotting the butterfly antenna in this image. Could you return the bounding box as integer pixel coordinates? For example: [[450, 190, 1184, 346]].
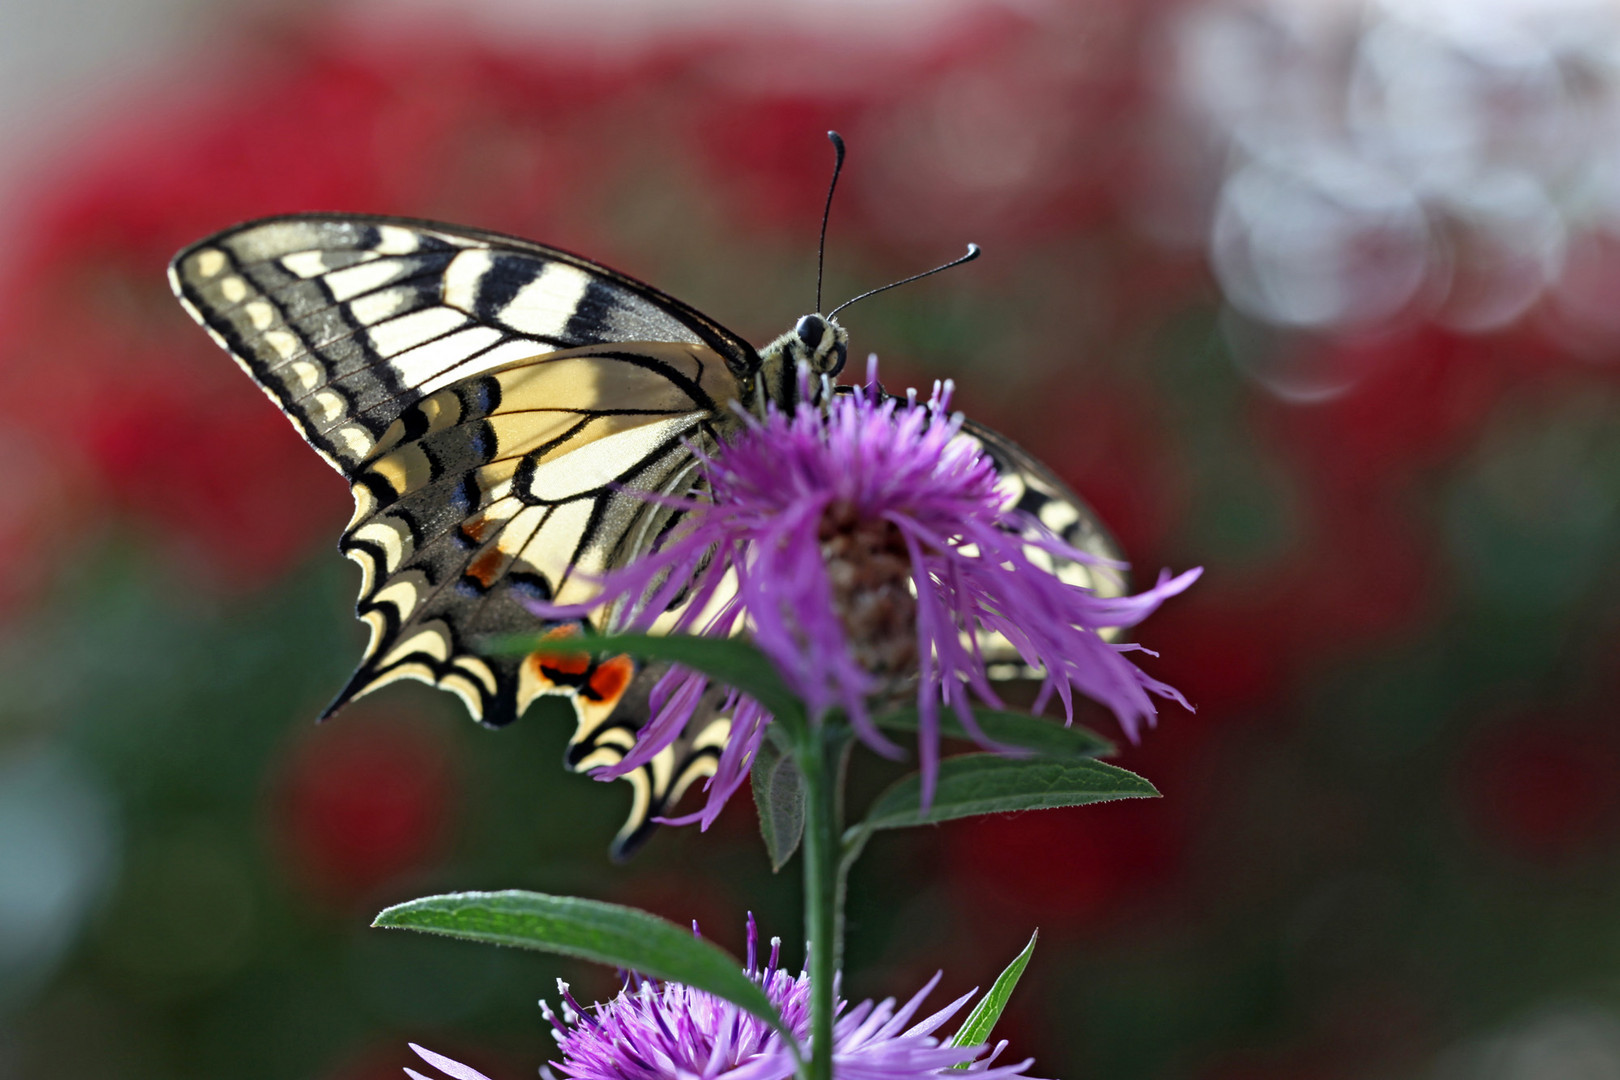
[[827, 243, 981, 320], [816, 131, 846, 314]]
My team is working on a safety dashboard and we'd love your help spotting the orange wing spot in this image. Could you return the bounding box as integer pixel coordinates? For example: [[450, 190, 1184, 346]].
[[585, 654, 634, 704], [463, 515, 497, 543], [524, 650, 561, 690], [465, 548, 506, 588], [536, 624, 590, 676]]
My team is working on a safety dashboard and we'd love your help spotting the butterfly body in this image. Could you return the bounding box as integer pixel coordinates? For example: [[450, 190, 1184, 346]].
[[171, 214, 1118, 854]]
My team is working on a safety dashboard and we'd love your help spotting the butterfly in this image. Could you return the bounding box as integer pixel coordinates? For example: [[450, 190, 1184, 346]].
[[170, 213, 1124, 855]]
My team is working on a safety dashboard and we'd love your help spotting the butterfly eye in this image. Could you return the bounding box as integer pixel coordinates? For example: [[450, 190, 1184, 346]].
[[827, 340, 848, 378], [795, 315, 826, 348]]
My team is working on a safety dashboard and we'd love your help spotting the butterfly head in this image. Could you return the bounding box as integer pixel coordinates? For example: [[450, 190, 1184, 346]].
[[757, 312, 849, 408]]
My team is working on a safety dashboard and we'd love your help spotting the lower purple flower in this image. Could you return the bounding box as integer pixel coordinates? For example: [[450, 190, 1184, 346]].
[[533, 360, 1200, 826], [403, 917, 1040, 1080]]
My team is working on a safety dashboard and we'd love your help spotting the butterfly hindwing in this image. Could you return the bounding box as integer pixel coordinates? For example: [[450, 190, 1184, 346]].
[[334, 343, 750, 856], [957, 417, 1131, 671], [337, 342, 739, 718]]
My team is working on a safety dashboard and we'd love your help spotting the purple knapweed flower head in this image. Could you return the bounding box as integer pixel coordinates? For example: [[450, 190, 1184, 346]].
[[533, 359, 1200, 826], [404, 915, 1040, 1080]]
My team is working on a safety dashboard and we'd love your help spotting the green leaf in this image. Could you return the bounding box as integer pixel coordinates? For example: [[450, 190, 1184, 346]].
[[949, 930, 1038, 1061], [491, 632, 805, 728], [374, 891, 785, 1036], [751, 727, 806, 872], [874, 706, 1114, 759], [851, 754, 1157, 837]]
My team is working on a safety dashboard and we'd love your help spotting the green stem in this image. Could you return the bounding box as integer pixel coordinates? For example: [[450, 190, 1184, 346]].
[[796, 722, 843, 1080]]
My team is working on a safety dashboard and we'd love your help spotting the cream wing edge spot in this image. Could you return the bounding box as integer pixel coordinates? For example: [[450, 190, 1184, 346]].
[[168, 264, 352, 477]]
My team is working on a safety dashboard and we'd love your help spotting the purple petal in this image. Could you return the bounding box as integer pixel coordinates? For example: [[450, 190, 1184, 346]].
[[409, 1045, 496, 1080]]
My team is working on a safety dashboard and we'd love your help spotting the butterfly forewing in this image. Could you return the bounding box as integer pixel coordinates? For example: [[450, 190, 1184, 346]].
[[169, 214, 759, 475], [171, 216, 758, 856]]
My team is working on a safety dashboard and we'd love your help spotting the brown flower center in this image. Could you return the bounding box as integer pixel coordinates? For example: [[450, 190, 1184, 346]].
[[818, 499, 918, 681]]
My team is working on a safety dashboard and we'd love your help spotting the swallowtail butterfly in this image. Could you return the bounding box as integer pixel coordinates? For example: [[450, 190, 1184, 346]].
[[170, 212, 1123, 854]]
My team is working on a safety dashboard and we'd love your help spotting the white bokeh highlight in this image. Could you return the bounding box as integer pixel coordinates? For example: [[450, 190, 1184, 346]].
[[1165, 0, 1620, 384], [0, 747, 118, 1012]]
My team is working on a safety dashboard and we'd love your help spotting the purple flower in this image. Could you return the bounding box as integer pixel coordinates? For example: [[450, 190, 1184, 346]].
[[403, 916, 1040, 1080], [535, 360, 1199, 825]]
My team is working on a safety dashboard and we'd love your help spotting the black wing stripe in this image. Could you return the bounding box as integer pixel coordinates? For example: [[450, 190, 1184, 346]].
[[548, 433, 695, 596], [470, 253, 546, 321], [591, 350, 717, 413]]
